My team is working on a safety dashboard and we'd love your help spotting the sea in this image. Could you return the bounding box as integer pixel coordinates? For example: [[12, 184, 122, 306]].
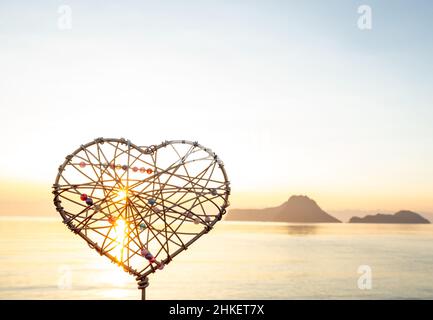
[[0, 216, 432, 300]]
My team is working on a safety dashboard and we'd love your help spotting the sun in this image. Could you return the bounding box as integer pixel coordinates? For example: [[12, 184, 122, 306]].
[[114, 189, 129, 204]]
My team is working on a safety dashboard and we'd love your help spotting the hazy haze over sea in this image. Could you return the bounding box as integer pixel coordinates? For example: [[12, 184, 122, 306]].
[[1, 217, 432, 299]]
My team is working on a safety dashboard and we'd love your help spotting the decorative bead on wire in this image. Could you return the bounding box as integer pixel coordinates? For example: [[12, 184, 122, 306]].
[[79, 193, 93, 206]]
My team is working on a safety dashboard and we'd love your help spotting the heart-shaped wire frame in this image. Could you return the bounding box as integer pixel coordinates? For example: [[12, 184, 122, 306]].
[[52, 138, 230, 282]]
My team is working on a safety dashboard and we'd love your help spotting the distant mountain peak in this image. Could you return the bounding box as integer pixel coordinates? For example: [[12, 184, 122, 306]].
[[227, 195, 341, 223], [287, 195, 315, 202], [395, 210, 419, 217]]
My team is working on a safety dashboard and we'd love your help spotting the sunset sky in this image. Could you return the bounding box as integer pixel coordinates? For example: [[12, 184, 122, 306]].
[[1, 0, 433, 216]]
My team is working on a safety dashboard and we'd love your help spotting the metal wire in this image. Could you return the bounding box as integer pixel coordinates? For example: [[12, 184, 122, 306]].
[[52, 138, 230, 294]]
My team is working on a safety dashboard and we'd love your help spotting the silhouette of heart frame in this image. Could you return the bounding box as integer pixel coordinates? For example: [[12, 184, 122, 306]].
[[52, 138, 230, 291]]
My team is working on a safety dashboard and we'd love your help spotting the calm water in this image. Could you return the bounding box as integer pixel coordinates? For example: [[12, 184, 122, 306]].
[[0, 217, 432, 299]]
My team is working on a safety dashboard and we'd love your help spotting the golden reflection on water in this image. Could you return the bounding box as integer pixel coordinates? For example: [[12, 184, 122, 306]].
[[285, 225, 319, 235]]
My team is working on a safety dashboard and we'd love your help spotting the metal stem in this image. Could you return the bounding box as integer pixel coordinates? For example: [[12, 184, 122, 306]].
[[137, 276, 149, 300]]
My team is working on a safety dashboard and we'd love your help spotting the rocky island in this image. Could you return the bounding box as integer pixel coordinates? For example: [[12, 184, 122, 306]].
[[226, 195, 341, 223], [349, 210, 430, 224]]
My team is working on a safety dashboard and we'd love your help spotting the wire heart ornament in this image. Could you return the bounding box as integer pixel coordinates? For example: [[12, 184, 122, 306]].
[[52, 138, 230, 292]]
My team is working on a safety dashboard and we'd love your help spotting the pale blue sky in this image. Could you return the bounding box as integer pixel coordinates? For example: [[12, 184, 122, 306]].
[[0, 0, 432, 212]]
